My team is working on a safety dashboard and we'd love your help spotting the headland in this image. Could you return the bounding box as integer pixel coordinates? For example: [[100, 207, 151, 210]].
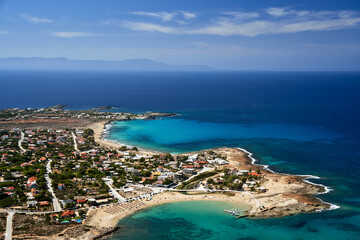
[[0, 106, 334, 240]]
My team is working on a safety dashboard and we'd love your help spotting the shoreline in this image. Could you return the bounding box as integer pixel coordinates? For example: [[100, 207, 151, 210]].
[[88, 120, 162, 156], [76, 119, 339, 239], [91, 120, 338, 211], [237, 147, 340, 211], [84, 191, 253, 229]]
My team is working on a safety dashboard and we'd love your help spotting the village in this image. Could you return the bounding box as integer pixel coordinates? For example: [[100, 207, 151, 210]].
[[0, 107, 267, 239]]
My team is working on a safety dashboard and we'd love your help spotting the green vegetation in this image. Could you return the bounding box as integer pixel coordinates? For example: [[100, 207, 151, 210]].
[[177, 171, 218, 189]]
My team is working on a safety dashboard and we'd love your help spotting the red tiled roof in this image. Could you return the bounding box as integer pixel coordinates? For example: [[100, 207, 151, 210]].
[[39, 201, 49, 206], [61, 210, 75, 217]]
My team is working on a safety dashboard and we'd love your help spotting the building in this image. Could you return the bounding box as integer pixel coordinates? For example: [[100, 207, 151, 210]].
[[27, 200, 37, 207], [58, 183, 66, 190]]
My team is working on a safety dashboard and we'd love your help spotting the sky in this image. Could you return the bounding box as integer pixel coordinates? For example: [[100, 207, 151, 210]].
[[0, 0, 359, 70]]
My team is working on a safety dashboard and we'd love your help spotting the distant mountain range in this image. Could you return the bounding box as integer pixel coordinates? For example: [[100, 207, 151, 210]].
[[0, 57, 212, 71]]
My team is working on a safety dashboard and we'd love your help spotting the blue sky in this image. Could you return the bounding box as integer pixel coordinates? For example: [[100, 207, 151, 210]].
[[0, 0, 359, 70]]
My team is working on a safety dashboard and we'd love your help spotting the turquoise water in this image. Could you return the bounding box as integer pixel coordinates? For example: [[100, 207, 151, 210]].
[[110, 201, 360, 240], [2, 71, 359, 239], [107, 117, 360, 240], [106, 118, 341, 154]]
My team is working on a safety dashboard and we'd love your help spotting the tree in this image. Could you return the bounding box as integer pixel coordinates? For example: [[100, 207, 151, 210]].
[[131, 147, 138, 151], [83, 129, 94, 138], [141, 170, 151, 177], [207, 178, 214, 184], [0, 197, 16, 208], [163, 178, 173, 185], [3, 171, 13, 180], [119, 146, 128, 152]]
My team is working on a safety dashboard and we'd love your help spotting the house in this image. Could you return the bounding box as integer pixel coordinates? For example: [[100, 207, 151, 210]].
[[76, 199, 87, 204], [173, 172, 186, 181], [26, 177, 38, 188], [27, 200, 38, 207], [58, 183, 66, 190], [183, 168, 196, 175], [75, 130, 84, 135], [30, 188, 37, 196], [250, 172, 261, 177], [61, 210, 75, 218], [63, 199, 75, 205], [39, 201, 50, 206]]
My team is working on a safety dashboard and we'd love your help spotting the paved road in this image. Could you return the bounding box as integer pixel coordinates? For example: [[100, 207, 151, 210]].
[[173, 167, 215, 188], [71, 132, 79, 152], [0, 209, 59, 214], [5, 212, 14, 240], [103, 178, 127, 203], [46, 160, 62, 212], [18, 131, 26, 152]]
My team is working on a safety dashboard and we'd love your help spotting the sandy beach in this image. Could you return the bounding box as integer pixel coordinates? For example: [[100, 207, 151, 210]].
[[87, 120, 161, 156], [79, 145, 330, 232], [65, 121, 333, 240], [84, 191, 253, 229]]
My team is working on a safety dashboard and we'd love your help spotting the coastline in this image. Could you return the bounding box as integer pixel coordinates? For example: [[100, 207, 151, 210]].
[[87, 120, 162, 156], [89, 120, 338, 212], [74, 120, 338, 239], [84, 192, 252, 230], [237, 147, 340, 211]]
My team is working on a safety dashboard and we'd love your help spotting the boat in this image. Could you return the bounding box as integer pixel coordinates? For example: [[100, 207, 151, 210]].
[[223, 208, 246, 216]]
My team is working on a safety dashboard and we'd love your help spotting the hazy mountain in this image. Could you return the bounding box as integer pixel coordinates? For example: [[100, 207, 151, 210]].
[[0, 57, 212, 71]]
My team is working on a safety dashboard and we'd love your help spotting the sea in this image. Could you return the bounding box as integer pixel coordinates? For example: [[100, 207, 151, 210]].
[[1, 70, 360, 239]]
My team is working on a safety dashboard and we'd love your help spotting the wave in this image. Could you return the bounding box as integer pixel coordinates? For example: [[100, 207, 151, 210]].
[[237, 147, 340, 211]]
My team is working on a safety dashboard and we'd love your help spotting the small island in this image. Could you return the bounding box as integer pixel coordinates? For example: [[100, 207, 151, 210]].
[[0, 106, 332, 240]]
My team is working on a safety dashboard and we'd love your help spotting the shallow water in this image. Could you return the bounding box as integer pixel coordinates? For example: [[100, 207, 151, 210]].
[[1, 71, 359, 239], [110, 201, 360, 240]]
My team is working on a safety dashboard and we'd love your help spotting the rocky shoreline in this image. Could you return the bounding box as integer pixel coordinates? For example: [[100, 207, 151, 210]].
[[69, 146, 333, 240]]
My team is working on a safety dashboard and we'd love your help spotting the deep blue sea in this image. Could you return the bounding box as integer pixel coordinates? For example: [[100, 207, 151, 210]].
[[1, 71, 360, 239]]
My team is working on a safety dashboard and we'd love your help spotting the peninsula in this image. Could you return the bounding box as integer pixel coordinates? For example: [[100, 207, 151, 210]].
[[0, 106, 332, 240]]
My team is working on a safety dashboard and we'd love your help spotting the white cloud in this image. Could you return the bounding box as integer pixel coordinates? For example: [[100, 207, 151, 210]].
[[132, 11, 177, 22], [122, 21, 175, 33], [123, 8, 360, 37], [0, 30, 8, 35], [223, 11, 259, 20], [131, 11, 197, 22], [53, 32, 101, 38], [180, 11, 197, 20], [19, 14, 53, 24], [266, 7, 290, 17]]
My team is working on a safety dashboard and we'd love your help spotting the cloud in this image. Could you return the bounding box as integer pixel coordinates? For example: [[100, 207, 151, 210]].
[[0, 30, 8, 35], [132, 11, 177, 22], [122, 21, 175, 33], [19, 14, 53, 24], [53, 32, 101, 38], [266, 7, 290, 17], [180, 11, 197, 20], [223, 11, 259, 20], [131, 11, 197, 22], [123, 8, 360, 37]]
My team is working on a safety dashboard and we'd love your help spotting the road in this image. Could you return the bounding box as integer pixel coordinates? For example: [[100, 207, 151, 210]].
[[103, 178, 127, 203], [71, 132, 79, 152], [18, 131, 26, 152], [5, 212, 14, 240], [46, 160, 62, 212], [0, 209, 59, 214], [173, 167, 215, 188]]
